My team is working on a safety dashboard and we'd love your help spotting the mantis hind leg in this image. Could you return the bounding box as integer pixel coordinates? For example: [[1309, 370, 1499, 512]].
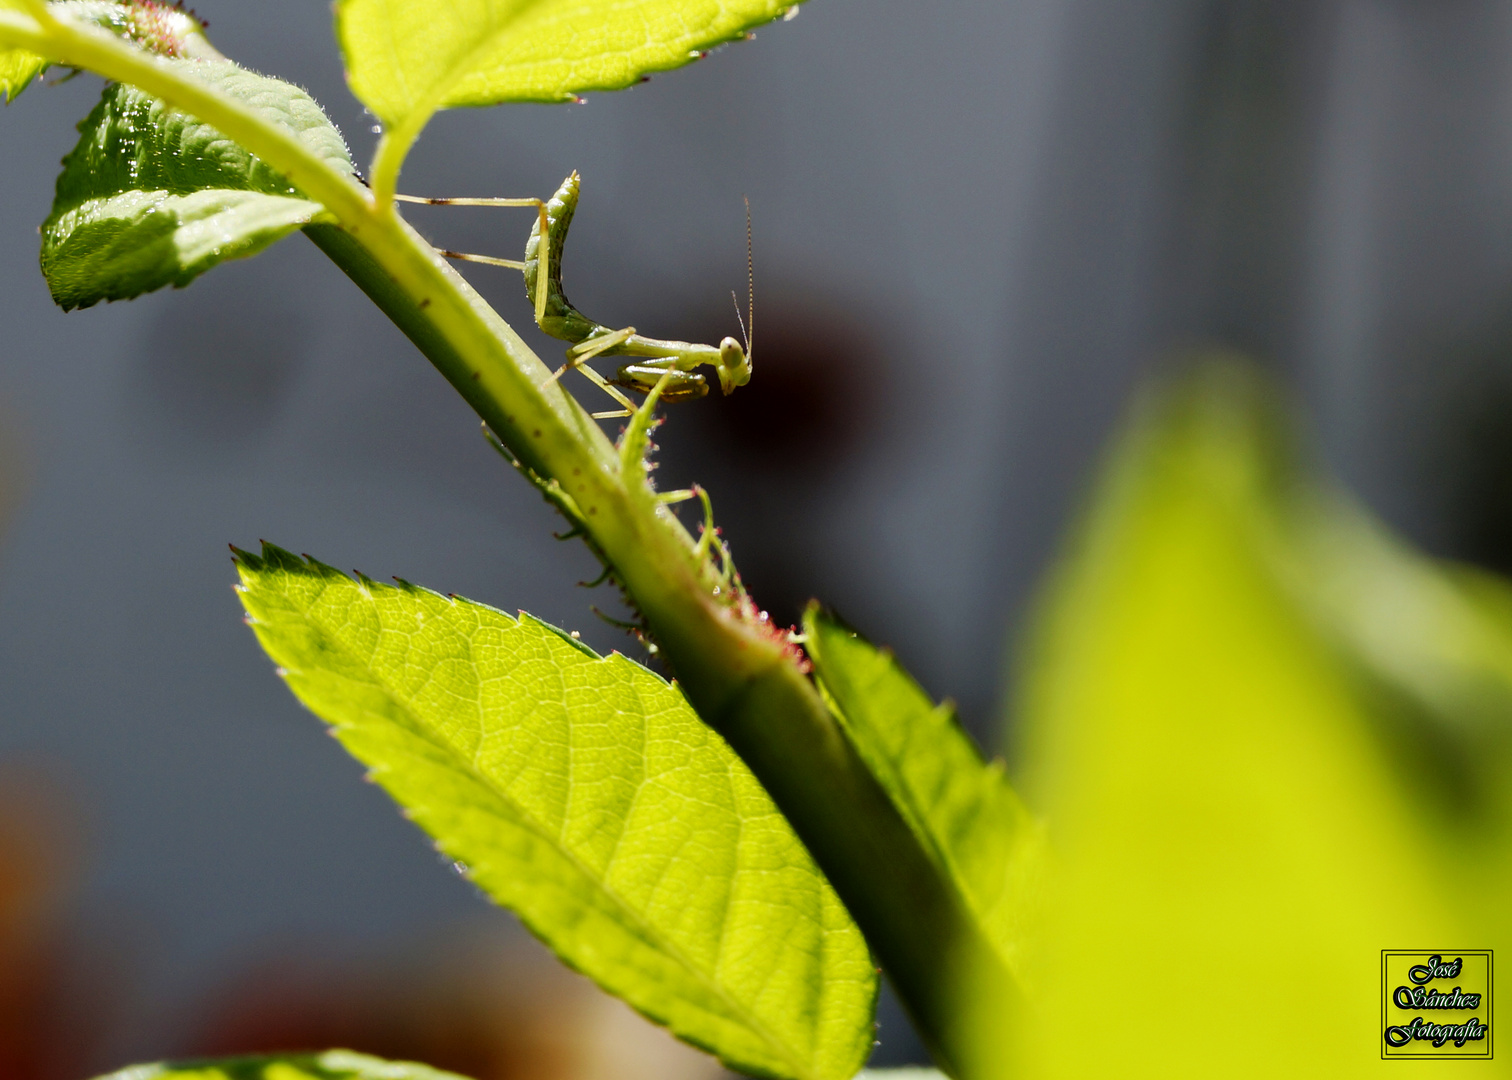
[[394, 193, 552, 324]]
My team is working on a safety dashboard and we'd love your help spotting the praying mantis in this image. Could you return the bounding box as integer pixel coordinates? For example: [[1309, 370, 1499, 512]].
[[398, 173, 754, 419]]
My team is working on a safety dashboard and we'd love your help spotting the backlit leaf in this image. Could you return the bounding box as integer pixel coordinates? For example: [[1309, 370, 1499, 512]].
[[805, 610, 1046, 989], [234, 544, 876, 1080], [338, 0, 800, 185]]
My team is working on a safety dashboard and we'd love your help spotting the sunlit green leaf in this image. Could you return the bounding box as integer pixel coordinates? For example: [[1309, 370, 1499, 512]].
[[41, 59, 352, 309], [93, 1051, 470, 1080], [1011, 362, 1512, 1077], [44, 188, 326, 310], [339, 0, 797, 113], [339, 0, 800, 189], [235, 544, 876, 1080], [805, 609, 1046, 989]]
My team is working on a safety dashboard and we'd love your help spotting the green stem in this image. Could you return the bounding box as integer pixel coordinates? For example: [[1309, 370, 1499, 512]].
[[312, 219, 1019, 1077], [1, 11, 1019, 1073], [370, 125, 422, 206]]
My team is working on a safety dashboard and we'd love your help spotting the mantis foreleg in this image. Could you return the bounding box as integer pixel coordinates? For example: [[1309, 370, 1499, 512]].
[[541, 326, 640, 418]]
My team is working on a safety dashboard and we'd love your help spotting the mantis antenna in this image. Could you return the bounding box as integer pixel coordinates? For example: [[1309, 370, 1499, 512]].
[[731, 195, 754, 361]]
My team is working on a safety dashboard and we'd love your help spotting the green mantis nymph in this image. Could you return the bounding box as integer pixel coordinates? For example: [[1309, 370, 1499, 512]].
[[400, 173, 753, 419]]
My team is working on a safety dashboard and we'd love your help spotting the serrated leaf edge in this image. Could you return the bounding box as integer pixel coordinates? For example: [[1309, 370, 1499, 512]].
[[235, 544, 838, 1080]]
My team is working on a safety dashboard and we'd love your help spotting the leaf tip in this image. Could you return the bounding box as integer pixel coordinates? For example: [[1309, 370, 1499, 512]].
[[228, 542, 258, 567]]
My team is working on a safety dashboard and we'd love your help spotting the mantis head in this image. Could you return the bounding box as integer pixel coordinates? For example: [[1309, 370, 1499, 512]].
[[716, 337, 751, 395]]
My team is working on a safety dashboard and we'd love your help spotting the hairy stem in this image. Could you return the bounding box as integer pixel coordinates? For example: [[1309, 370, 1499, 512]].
[[314, 220, 1018, 1080]]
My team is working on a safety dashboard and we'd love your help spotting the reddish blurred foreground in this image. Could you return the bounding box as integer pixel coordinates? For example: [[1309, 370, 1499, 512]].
[[0, 766, 723, 1080]]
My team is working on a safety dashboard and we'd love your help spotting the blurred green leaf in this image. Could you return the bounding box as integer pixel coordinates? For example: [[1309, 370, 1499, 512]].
[[93, 1051, 470, 1080], [339, 0, 799, 189], [805, 609, 1046, 989], [1275, 484, 1512, 815], [235, 544, 876, 1080], [1011, 361, 1512, 1076], [41, 59, 352, 309]]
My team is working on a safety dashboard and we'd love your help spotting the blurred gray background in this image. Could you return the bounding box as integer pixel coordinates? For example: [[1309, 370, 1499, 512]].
[[4, 0, 1512, 1070]]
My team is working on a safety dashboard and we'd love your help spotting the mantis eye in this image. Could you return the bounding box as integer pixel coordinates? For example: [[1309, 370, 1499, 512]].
[[717, 337, 751, 395]]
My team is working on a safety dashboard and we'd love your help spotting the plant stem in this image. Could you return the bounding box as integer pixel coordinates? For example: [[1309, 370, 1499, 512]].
[[369, 126, 421, 206], [305, 230, 1021, 1080], [1, 12, 1020, 1072]]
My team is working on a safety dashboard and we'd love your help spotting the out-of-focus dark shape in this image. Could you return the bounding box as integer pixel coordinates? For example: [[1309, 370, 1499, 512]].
[[183, 920, 724, 1080], [1427, 315, 1512, 576], [680, 291, 881, 475], [655, 291, 885, 627]]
